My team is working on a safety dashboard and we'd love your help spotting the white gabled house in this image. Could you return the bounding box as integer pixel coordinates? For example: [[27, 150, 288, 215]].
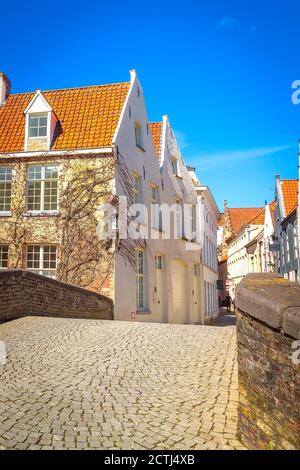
[[0, 69, 220, 324]]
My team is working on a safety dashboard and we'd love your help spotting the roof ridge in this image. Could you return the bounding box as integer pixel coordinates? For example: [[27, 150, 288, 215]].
[[280, 178, 298, 182], [9, 81, 130, 97]]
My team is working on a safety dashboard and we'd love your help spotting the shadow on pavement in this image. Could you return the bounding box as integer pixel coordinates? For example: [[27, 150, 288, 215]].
[[214, 309, 236, 327]]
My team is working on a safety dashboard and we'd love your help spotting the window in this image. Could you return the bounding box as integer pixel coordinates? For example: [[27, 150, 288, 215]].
[[26, 245, 57, 278], [171, 158, 180, 176], [132, 173, 144, 223], [190, 205, 197, 240], [136, 249, 146, 310], [132, 174, 142, 205], [155, 255, 163, 270], [0, 245, 8, 269], [175, 199, 183, 238], [135, 123, 144, 149], [27, 165, 58, 212], [29, 114, 48, 138], [151, 185, 160, 230], [0, 167, 12, 213]]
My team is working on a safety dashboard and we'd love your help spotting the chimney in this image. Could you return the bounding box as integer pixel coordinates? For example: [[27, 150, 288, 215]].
[[0, 72, 11, 106]]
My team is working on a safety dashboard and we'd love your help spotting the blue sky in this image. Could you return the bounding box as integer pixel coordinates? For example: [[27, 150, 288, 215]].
[[2, 0, 300, 210]]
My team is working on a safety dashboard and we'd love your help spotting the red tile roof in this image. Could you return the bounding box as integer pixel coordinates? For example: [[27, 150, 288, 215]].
[[149, 122, 162, 160], [248, 206, 265, 225], [228, 207, 263, 234], [0, 82, 130, 152], [280, 179, 298, 217]]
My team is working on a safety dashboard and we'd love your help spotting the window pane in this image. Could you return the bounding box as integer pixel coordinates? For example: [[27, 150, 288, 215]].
[[0, 182, 12, 212], [27, 181, 41, 211], [29, 116, 38, 127], [28, 166, 42, 180], [43, 246, 57, 270], [26, 246, 40, 269], [0, 245, 8, 268], [38, 126, 47, 137], [0, 168, 12, 181], [30, 127, 38, 137], [44, 181, 58, 211], [45, 166, 58, 180], [39, 116, 47, 127]]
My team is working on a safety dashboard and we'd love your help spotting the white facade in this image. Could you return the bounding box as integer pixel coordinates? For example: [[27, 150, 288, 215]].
[[227, 224, 264, 299], [196, 184, 220, 322], [260, 203, 276, 273], [113, 72, 205, 324]]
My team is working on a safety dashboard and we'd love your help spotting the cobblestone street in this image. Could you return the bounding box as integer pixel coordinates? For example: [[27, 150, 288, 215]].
[[0, 316, 245, 450]]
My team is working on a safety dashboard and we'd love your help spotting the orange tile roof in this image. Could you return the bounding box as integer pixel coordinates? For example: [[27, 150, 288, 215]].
[[149, 122, 162, 160], [0, 82, 130, 152], [280, 179, 298, 217], [228, 207, 263, 234], [248, 206, 265, 225]]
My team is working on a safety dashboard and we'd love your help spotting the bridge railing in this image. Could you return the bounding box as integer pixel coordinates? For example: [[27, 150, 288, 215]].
[[0, 270, 113, 323], [236, 273, 300, 450]]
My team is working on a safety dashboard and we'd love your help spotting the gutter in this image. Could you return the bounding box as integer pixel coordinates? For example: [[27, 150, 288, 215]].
[[0, 147, 114, 159]]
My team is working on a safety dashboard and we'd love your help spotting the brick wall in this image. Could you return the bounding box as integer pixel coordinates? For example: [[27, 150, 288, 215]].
[[236, 273, 300, 450], [0, 270, 114, 322]]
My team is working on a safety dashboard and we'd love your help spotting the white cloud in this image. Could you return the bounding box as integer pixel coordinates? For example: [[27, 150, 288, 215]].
[[195, 145, 291, 171], [215, 16, 236, 31], [174, 129, 190, 149]]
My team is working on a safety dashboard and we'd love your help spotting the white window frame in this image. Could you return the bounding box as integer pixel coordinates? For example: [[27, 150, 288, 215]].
[[27, 164, 59, 213], [132, 173, 142, 205], [136, 249, 146, 311], [28, 113, 48, 139], [26, 245, 57, 278], [0, 167, 12, 214], [0, 245, 9, 269], [190, 205, 197, 241], [175, 199, 184, 239], [155, 254, 164, 270], [171, 157, 180, 177], [132, 172, 144, 224], [135, 122, 144, 150], [150, 184, 160, 230]]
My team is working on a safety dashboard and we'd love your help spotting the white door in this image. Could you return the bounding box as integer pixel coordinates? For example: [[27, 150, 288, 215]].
[[171, 260, 187, 324]]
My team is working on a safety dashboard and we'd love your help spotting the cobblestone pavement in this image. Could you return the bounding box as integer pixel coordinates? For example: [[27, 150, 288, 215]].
[[0, 316, 245, 450]]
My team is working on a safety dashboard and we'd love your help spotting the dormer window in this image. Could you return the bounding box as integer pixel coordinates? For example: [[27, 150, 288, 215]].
[[24, 90, 57, 152], [29, 114, 48, 138]]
